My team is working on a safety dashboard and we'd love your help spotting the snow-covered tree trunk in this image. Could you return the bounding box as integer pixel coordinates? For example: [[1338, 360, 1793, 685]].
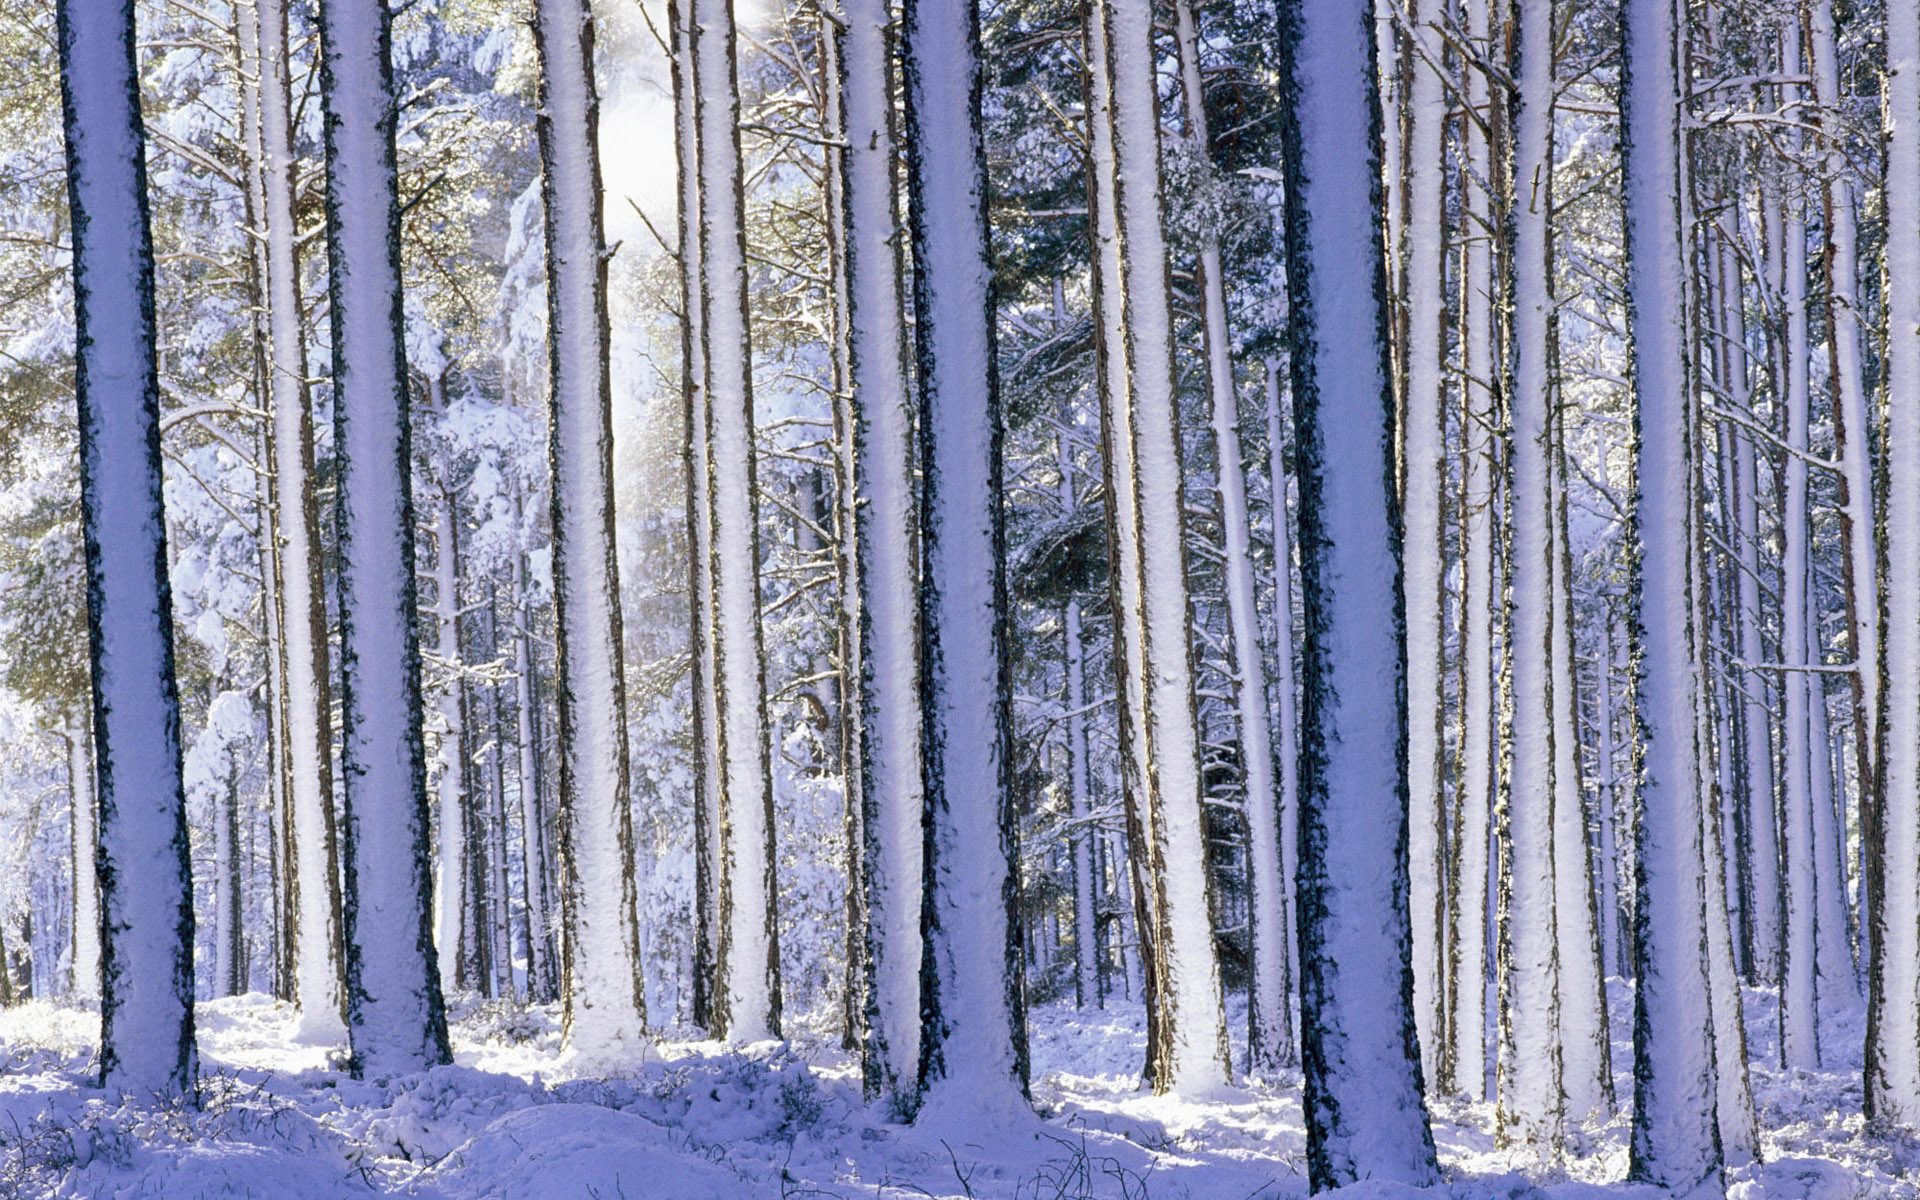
[[902, 0, 1027, 1122], [691, 0, 781, 1044], [1099, 0, 1230, 1097], [1776, 32, 1819, 1065], [215, 752, 245, 997], [428, 483, 471, 994], [1083, 0, 1162, 1077], [1594, 607, 1625, 979], [1552, 437, 1610, 1118], [317, 0, 451, 1077], [1394, 0, 1449, 1091], [1691, 142, 1759, 1172], [532, 0, 649, 1058], [1279, 0, 1438, 1185], [1499, 0, 1565, 1148], [1867, 0, 1920, 1131], [816, 9, 865, 1056], [1717, 226, 1778, 985], [512, 517, 555, 1002], [1261, 361, 1299, 1068], [1621, 0, 1724, 1185], [253, 0, 346, 1043], [1171, 0, 1284, 1080], [1809, 0, 1877, 837], [56, 0, 197, 1094], [483, 600, 515, 1000], [66, 719, 99, 1003], [1049, 313, 1098, 1016], [835, 0, 924, 1112], [668, 0, 723, 1035], [1448, 0, 1497, 1102], [1809, 632, 1858, 1017], [1812, 656, 1858, 1013]]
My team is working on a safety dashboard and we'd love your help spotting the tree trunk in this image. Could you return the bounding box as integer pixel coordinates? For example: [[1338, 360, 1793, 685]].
[[1621, 0, 1724, 1185], [253, 0, 346, 1043], [1170, 0, 1286, 1081], [66, 719, 99, 1003], [1098, 0, 1230, 1097], [1392, 0, 1450, 1092], [512, 534, 556, 1002], [1261, 361, 1299, 1069], [668, 0, 723, 1036], [1867, 0, 1920, 1130], [1499, 0, 1565, 1149], [834, 0, 925, 1112], [533, 0, 650, 1057], [903, 0, 1028, 1122], [317, 0, 452, 1076], [691, 0, 781, 1044], [429, 480, 471, 995], [1448, 0, 1497, 1102], [1279, 0, 1438, 1184], [56, 0, 198, 1093], [1082, 0, 1162, 1084], [1552, 429, 1610, 1117]]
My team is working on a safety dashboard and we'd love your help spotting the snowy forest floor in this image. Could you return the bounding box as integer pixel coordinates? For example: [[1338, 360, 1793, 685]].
[[0, 983, 1907, 1199]]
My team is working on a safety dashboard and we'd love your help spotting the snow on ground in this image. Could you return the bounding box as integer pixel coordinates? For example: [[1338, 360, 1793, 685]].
[[0, 984, 1908, 1198]]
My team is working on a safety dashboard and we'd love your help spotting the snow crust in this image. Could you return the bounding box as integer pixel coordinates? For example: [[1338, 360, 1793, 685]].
[[0, 983, 1905, 1198]]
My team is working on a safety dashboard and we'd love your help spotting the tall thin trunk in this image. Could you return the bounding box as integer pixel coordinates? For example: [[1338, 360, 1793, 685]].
[[1499, 0, 1565, 1148], [533, 0, 650, 1056], [512, 538, 555, 1002], [692, 0, 781, 1043], [1552, 431, 1610, 1117], [1082, 0, 1161, 1082], [902, 0, 1027, 1120], [318, 0, 452, 1076], [1594, 606, 1625, 980], [1279, 0, 1438, 1183], [1777, 23, 1819, 1066], [817, 10, 864, 1057], [1448, 0, 1497, 1101], [430, 483, 470, 995], [668, 0, 722, 1035], [66, 719, 99, 1002], [1099, 0, 1230, 1096], [1809, 617, 1859, 1018], [1867, 0, 1920, 1129], [1622, 0, 1724, 1185], [836, 0, 924, 1112], [1170, 0, 1285, 1080], [1808, 0, 1876, 987], [1720, 223, 1779, 985], [56, 0, 197, 1093], [1261, 361, 1299, 1069], [254, 0, 345, 1043], [1394, 0, 1450, 1091]]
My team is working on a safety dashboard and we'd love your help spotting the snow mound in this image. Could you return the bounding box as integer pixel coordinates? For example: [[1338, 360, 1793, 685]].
[[417, 1104, 744, 1200]]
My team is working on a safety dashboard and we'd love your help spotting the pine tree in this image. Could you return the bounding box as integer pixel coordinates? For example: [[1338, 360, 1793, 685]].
[[691, 0, 782, 1043], [1498, 0, 1565, 1149], [1622, 0, 1724, 1185], [1094, 0, 1230, 1098], [318, 0, 452, 1077], [532, 0, 649, 1059], [1279, 0, 1438, 1185], [834, 0, 926, 1115], [56, 0, 198, 1096], [252, 0, 346, 1044], [904, 0, 1027, 1122], [1867, 0, 1920, 1133]]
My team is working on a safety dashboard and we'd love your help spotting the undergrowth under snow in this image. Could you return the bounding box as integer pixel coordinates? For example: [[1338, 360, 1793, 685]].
[[0, 984, 1906, 1198]]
